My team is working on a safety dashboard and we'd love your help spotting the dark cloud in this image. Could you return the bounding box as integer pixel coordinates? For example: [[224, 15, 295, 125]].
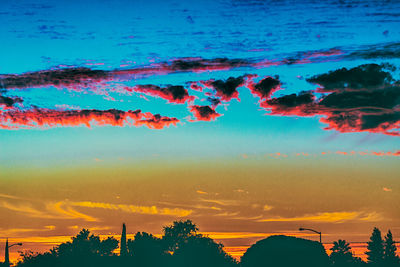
[[0, 58, 254, 91], [207, 97, 221, 107], [281, 48, 343, 65], [138, 114, 179, 129], [318, 109, 400, 136], [306, 63, 395, 92], [0, 95, 23, 108], [361, 112, 400, 131], [110, 58, 254, 78], [263, 92, 316, 114], [0, 67, 109, 89], [262, 64, 400, 136], [132, 84, 194, 104], [346, 42, 400, 60], [250, 76, 281, 99], [204, 76, 245, 101], [0, 108, 178, 130], [318, 86, 400, 110], [169, 58, 251, 72], [0, 50, 349, 92], [190, 105, 221, 121]]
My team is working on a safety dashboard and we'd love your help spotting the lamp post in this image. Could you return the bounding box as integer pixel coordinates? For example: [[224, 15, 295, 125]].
[[299, 227, 322, 243], [4, 239, 22, 267]]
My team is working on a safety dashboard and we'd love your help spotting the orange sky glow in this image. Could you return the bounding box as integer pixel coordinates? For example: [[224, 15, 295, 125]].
[[1, 156, 399, 263]]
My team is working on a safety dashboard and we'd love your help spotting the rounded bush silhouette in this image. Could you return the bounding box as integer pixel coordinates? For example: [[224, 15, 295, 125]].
[[241, 235, 330, 267]]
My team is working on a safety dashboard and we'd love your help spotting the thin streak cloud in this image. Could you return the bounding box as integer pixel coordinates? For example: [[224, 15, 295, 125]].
[[71, 201, 193, 217], [257, 211, 384, 223]]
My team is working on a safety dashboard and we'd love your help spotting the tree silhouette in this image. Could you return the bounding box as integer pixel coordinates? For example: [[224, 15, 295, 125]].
[[162, 219, 200, 253], [17, 221, 400, 267], [17, 250, 56, 267], [366, 227, 384, 265], [127, 232, 170, 266], [384, 230, 400, 266], [172, 235, 237, 267], [120, 223, 127, 256], [55, 228, 118, 257], [161, 219, 236, 267], [330, 239, 358, 267], [17, 229, 118, 267], [127, 231, 164, 256], [241, 235, 330, 267]]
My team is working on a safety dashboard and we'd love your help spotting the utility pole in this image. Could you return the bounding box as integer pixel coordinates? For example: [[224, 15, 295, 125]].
[[299, 227, 322, 243], [3, 239, 22, 267]]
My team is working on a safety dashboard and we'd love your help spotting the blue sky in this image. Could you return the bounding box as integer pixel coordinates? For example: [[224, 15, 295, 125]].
[[0, 0, 400, 261]]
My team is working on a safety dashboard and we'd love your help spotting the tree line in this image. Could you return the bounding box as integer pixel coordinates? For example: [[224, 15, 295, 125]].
[[4, 220, 399, 267]]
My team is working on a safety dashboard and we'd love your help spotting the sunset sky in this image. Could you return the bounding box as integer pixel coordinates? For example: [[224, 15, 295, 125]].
[[1, 0, 399, 262]]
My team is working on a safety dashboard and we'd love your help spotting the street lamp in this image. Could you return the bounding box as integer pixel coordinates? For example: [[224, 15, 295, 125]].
[[4, 239, 22, 267], [299, 227, 322, 243]]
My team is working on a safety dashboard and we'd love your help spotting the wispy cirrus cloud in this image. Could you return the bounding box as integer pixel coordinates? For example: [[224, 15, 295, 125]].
[[0, 201, 58, 219], [0, 197, 193, 223], [257, 211, 383, 223], [0, 200, 97, 221], [0, 225, 56, 237], [0, 193, 25, 200], [199, 198, 241, 207], [48, 201, 98, 222], [157, 201, 222, 211], [70, 201, 192, 217], [201, 231, 321, 240]]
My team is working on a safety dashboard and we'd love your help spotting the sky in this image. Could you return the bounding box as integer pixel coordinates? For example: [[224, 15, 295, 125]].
[[0, 0, 400, 262]]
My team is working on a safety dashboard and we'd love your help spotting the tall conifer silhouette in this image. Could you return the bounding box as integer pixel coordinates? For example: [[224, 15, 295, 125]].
[[120, 223, 127, 256], [366, 227, 384, 265], [384, 230, 400, 265]]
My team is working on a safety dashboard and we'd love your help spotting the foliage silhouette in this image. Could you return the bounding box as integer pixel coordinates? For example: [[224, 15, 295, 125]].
[[241, 235, 330, 267], [330, 239, 353, 266], [160, 219, 235, 267], [330, 239, 366, 267], [162, 219, 200, 253], [17, 229, 118, 267], [366, 227, 384, 265], [126, 231, 170, 266], [13, 221, 400, 267], [18, 250, 56, 267], [55, 228, 118, 257], [384, 230, 400, 266], [172, 234, 237, 267], [15, 220, 236, 267]]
